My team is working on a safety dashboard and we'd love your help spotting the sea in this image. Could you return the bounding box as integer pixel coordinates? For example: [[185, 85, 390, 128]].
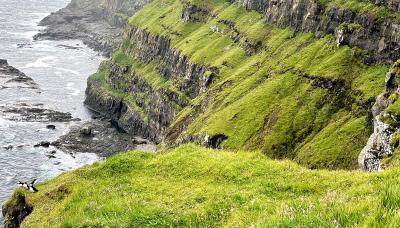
[[0, 0, 104, 222]]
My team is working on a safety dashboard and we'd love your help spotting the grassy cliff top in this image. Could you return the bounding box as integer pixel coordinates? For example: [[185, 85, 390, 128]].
[[124, 0, 389, 169], [12, 144, 400, 227]]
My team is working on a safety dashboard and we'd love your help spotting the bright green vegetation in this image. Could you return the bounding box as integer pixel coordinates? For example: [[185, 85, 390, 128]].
[[12, 144, 400, 227], [120, 0, 389, 169], [318, 0, 400, 21]]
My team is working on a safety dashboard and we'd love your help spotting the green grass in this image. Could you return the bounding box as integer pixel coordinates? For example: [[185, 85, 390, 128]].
[[8, 144, 400, 227], [108, 0, 391, 169], [318, 0, 400, 21]]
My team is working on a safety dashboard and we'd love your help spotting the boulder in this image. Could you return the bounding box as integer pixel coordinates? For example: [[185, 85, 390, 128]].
[[80, 126, 92, 136]]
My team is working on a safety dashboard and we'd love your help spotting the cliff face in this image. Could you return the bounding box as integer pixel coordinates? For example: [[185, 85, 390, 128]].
[[234, 0, 400, 63], [34, 0, 150, 55], [359, 60, 400, 171], [85, 24, 216, 143], [83, 0, 400, 169]]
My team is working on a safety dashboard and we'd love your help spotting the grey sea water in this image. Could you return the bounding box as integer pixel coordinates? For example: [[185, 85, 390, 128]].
[[0, 0, 103, 222]]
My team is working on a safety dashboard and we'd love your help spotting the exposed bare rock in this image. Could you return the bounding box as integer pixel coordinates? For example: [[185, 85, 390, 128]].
[[34, 0, 150, 56], [52, 119, 156, 157], [359, 60, 400, 171], [0, 59, 38, 90], [233, 0, 400, 63], [0, 104, 79, 122], [2, 193, 33, 228]]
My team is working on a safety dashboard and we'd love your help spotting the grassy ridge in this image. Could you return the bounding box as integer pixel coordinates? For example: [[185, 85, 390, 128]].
[[123, 0, 389, 169], [12, 144, 400, 227]]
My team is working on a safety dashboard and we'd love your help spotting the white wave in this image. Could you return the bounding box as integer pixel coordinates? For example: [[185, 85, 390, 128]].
[[24, 56, 56, 68], [55, 67, 79, 75]]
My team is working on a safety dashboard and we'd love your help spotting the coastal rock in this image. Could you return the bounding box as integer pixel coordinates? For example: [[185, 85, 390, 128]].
[[0, 105, 80, 122], [79, 126, 92, 136], [34, 0, 151, 56], [0, 59, 38, 90], [34, 141, 51, 148], [53, 119, 156, 157], [46, 124, 56, 130], [2, 193, 33, 228]]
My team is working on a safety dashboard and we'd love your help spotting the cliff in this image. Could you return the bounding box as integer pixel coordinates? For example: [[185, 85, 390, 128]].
[[34, 0, 150, 55], [84, 0, 400, 169], [234, 0, 400, 63], [6, 0, 400, 226]]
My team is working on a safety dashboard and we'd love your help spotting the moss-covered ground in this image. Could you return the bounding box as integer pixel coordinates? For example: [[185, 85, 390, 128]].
[[11, 144, 400, 227]]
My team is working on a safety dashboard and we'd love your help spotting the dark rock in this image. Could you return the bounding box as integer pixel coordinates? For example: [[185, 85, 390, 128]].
[[0, 59, 38, 89], [79, 126, 92, 136], [53, 119, 156, 157], [46, 154, 57, 159], [0, 105, 80, 122], [2, 193, 33, 228], [181, 0, 210, 22], [46, 124, 56, 130], [34, 141, 50, 148], [34, 0, 151, 56], [3, 145, 13, 150], [205, 134, 228, 149]]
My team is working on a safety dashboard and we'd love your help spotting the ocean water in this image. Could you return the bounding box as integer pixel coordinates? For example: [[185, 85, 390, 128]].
[[0, 0, 103, 222]]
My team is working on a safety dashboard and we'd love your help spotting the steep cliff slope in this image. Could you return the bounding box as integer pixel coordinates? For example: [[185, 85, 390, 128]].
[[85, 0, 400, 169], [34, 0, 150, 55], [7, 144, 400, 227], [5, 1, 400, 226]]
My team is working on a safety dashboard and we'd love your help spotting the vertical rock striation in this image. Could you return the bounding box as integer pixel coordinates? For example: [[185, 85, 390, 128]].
[[233, 0, 400, 63], [359, 60, 400, 171]]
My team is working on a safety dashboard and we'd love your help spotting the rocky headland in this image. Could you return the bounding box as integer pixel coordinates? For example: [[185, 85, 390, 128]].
[[0, 59, 77, 123], [4, 0, 400, 227], [34, 0, 150, 56]]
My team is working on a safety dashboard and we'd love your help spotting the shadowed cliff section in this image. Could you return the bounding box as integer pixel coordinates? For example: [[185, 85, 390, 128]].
[[34, 0, 150, 56]]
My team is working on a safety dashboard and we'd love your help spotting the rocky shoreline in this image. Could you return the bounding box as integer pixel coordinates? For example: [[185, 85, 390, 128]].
[[34, 0, 149, 56], [0, 59, 38, 90], [52, 118, 155, 157], [0, 59, 77, 123]]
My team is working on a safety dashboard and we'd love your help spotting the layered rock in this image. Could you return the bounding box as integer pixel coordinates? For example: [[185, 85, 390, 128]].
[[124, 26, 219, 98], [34, 0, 150, 55], [85, 22, 219, 143], [359, 60, 400, 171], [233, 0, 400, 63]]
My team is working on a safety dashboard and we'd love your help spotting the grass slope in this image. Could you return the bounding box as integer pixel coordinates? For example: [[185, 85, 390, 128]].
[[121, 0, 389, 169], [13, 144, 400, 227]]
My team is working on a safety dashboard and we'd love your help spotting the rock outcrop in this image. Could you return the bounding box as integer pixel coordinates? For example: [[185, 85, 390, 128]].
[[2, 192, 33, 228], [34, 0, 150, 55], [359, 60, 400, 171], [233, 0, 400, 63], [85, 0, 397, 170], [0, 59, 38, 89], [84, 24, 218, 143]]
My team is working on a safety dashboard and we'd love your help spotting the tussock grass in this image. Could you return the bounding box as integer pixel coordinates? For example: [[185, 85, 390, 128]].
[[12, 144, 400, 227]]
